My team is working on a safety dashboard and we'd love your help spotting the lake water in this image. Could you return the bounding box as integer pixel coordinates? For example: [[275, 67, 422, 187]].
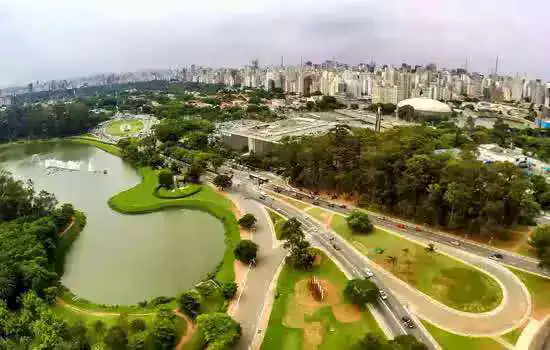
[[0, 141, 225, 305]]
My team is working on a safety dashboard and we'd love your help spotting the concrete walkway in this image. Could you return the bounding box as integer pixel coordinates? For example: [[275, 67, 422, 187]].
[[226, 189, 286, 350]]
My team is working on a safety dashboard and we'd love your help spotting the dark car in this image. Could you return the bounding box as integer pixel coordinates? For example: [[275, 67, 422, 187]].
[[339, 204, 347, 209], [489, 253, 504, 261], [332, 244, 341, 251], [328, 203, 336, 208], [312, 200, 320, 205], [401, 316, 415, 328], [274, 187, 282, 193]]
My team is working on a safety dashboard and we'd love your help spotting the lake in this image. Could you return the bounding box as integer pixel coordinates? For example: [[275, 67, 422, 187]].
[[0, 141, 225, 305]]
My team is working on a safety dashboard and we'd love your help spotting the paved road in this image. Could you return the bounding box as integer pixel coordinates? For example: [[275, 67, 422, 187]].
[[253, 191, 441, 349], [258, 186, 533, 336], [225, 188, 286, 350], [265, 184, 548, 277]]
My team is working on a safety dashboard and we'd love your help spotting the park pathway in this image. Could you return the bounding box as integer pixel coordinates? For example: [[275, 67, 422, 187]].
[[226, 188, 286, 350]]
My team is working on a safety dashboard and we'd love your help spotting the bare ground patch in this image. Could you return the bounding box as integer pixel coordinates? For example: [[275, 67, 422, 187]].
[[303, 322, 324, 350], [331, 304, 362, 323]]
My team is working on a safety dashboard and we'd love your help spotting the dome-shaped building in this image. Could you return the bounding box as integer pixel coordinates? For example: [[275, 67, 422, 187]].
[[396, 98, 452, 122]]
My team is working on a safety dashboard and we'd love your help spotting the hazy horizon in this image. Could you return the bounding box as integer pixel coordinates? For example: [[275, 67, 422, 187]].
[[2, 0, 549, 87]]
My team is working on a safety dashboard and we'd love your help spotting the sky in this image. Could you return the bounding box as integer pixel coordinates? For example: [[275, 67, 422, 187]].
[[1, 0, 549, 87]]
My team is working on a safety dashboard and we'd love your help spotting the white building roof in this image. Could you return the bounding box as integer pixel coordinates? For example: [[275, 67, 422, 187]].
[[397, 98, 452, 113]]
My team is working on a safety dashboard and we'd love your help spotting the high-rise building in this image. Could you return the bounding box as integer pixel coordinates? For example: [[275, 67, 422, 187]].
[[372, 85, 398, 104]]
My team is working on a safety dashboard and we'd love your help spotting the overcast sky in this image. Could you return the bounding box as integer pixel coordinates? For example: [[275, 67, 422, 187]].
[[1, 0, 548, 87]]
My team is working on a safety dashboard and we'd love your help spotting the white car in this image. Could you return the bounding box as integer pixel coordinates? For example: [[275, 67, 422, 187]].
[[364, 268, 374, 278], [450, 240, 460, 246], [379, 290, 388, 300]]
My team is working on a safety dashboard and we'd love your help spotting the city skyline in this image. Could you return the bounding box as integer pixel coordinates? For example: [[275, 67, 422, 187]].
[[2, 0, 549, 87]]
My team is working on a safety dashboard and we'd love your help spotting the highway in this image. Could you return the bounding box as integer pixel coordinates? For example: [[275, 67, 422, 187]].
[[265, 183, 547, 279], [246, 186, 441, 349]]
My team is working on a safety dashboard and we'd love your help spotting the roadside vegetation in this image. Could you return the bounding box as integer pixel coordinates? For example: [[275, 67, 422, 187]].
[[306, 205, 503, 313], [267, 208, 287, 240], [421, 320, 504, 350], [507, 266, 550, 320], [261, 250, 384, 350]]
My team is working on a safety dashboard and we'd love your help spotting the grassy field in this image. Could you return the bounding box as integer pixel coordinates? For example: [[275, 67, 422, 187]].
[[268, 192, 311, 210], [105, 119, 144, 136], [421, 321, 504, 350], [66, 136, 121, 156], [501, 325, 525, 346], [508, 267, 550, 320], [155, 184, 202, 199], [261, 251, 383, 350], [267, 208, 287, 240], [314, 210, 503, 313], [107, 167, 238, 283]]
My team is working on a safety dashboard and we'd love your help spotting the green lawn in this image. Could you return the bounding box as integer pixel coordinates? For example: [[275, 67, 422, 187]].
[[105, 119, 144, 136], [306, 207, 333, 223], [508, 267, 550, 318], [261, 251, 383, 350], [268, 192, 311, 210], [266, 208, 287, 240], [66, 136, 121, 156], [107, 167, 238, 283], [155, 184, 202, 199], [501, 326, 525, 346], [329, 213, 502, 313], [421, 321, 504, 350]]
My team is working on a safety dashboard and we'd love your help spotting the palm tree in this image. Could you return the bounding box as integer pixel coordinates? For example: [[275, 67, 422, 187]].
[[425, 243, 435, 253], [386, 255, 398, 266], [402, 248, 410, 256]]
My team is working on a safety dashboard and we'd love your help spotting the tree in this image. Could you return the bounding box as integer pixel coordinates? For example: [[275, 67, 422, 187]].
[[346, 211, 374, 234], [425, 243, 435, 253], [93, 320, 106, 340], [178, 290, 201, 319], [67, 321, 91, 350], [196, 313, 241, 349], [234, 240, 258, 264], [344, 278, 379, 307], [389, 335, 428, 350], [128, 331, 148, 349], [221, 282, 238, 299], [158, 170, 174, 188], [238, 213, 257, 230], [213, 174, 232, 190], [104, 325, 128, 350], [386, 256, 398, 266], [150, 311, 178, 350], [530, 225, 550, 269], [185, 161, 205, 183], [356, 332, 386, 349], [129, 319, 147, 333], [280, 218, 303, 240]]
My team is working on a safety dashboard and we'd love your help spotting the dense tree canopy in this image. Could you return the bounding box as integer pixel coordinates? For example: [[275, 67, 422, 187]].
[[282, 218, 316, 270], [265, 125, 541, 238], [530, 225, 550, 269], [0, 103, 107, 140]]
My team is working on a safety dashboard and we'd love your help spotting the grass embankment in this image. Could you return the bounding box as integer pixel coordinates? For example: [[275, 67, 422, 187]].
[[307, 207, 502, 313], [267, 192, 311, 210], [54, 211, 87, 275], [421, 321, 504, 350], [108, 167, 239, 284], [508, 267, 550, 320], [261, 251, 383, 350], [155, 184, 202, 199], [267, 208, 287, 240], [66, 136, 121, 156], [105, 119, 144, 136]]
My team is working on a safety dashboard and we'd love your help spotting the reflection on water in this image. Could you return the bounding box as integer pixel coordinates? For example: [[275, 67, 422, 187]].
[[0, 142, 225, 305]]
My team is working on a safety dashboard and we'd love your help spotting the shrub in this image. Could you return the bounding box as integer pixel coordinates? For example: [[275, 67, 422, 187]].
[[221, 282, 238, 300], [129, 319, 147, 333], [158, 170, 174, 188]]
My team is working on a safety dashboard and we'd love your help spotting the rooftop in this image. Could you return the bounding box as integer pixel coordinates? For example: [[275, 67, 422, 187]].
[[397, 98, 452, 114]]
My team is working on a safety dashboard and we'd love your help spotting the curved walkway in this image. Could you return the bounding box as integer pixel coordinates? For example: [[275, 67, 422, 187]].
[[225, 188, 286, 350], [270, 194, 532, 337]]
